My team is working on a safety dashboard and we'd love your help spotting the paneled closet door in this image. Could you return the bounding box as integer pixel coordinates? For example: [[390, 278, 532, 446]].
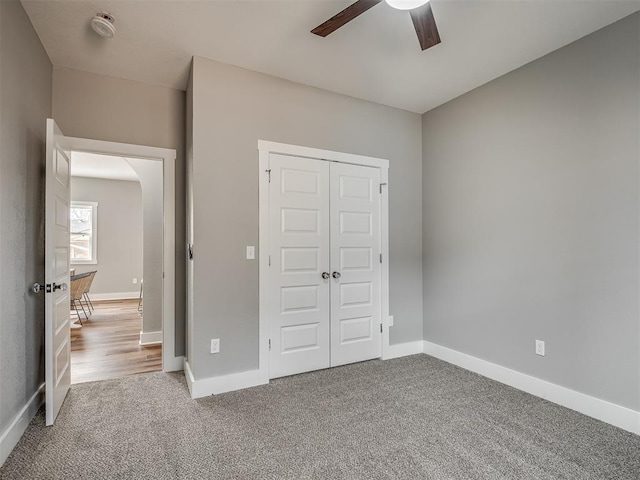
[[268, 154, 331, 379], [329, 162, 382, 367]]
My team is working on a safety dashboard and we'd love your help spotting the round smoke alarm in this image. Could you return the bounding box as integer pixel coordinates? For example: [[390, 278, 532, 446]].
[[91, 12, 116, 38]]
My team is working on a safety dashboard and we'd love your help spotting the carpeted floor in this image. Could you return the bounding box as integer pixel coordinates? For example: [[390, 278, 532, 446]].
[[1, 355, 639, 479]]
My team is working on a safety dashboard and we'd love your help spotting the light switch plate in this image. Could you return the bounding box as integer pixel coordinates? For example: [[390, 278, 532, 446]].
[[389, 315, 394, 327], [246, 246, 255, 260]]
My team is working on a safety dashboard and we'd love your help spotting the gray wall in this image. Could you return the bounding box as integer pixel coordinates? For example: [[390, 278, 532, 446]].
[[71, 177, 143, 295], [422, 12, 640, 410], [52, 67, 186, 356], [0, 0, 51, 458], [190, 57, 423, 379], [127, 159, 164, 334]]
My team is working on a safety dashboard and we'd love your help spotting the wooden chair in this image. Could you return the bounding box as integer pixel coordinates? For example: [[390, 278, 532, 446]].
[[70, 274, 91, 324], [82, 271, 97, 312]]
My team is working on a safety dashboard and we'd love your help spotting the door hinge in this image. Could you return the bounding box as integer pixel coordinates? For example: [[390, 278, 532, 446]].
[[379, 182, 387, 194], [266, 169, 271, 183], [379, 253, 382, 264], [268, 255, 271, 267], [380, 323, 383, 333], [269, 339, 271, 351]]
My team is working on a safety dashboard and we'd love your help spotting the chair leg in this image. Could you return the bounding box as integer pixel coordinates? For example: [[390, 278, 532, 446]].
[[78, 300, 89, 320], [84, 292, 95, 312], [71, 300, 83, 325]]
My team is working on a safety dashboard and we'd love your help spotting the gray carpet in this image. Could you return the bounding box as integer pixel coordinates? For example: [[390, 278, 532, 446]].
[[1, 355, 639, 479]]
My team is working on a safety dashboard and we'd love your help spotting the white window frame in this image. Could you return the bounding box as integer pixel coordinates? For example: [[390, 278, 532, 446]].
[[70, 201, 98, 265]]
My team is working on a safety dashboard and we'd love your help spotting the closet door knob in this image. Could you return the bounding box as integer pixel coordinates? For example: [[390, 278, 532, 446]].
[[322, 272, 330, 280], [332, 271, 341, 279]]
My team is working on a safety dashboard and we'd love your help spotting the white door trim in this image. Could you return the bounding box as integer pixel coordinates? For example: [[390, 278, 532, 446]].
[[65, 136, 182, 372], [258, 140, 391, 383]]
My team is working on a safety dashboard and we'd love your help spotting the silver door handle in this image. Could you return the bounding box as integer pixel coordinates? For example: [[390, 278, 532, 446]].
[[322, 272, 330, 280], [332, 271, 341, 279], [32, 282, 68, 293]]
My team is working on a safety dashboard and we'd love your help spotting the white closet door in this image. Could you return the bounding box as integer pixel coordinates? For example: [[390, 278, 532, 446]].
[[268, 154, 331, 378], [330, 162, 382, 367]]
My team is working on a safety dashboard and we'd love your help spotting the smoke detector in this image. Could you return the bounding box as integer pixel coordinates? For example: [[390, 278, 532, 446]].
[[90, 12, 116, 38]]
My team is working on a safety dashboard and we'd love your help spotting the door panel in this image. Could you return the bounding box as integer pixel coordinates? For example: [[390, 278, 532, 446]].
[[45, 119, 71, 425], [268, 154, 330, 378], [330, 162, 381, 367]]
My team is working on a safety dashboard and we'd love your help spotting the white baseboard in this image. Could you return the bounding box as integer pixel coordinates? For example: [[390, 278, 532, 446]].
[[183, 360, 268, 399], [139, 330, 162, 345], [422, 340, 640, 436], [383, 340, 424, 360], [0, 383, 45, 467], [91, 291, 140, 301], [163, 355, 184, 373]]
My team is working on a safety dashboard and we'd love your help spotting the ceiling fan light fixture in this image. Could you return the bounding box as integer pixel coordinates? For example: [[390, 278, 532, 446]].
[[385, 0, 429, 10], [90, 12, 116, 38]]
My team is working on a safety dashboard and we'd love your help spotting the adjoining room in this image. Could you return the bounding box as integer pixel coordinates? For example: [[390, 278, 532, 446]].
[[68, 151, 164, 384]]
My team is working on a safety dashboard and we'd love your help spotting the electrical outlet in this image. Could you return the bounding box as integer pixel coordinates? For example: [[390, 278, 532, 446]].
[[389, 315, 394, 327], [246, 246, 255, 260], [133, 278, 137, 284], [210, 338, 220, 354], [535, 339, 545, 357]]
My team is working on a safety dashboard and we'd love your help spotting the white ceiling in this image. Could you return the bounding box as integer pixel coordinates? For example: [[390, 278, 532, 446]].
[[71, 151, 140, 182], [22, 0, 640, 113]]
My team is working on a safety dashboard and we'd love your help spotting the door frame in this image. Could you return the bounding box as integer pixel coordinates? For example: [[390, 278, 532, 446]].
[[65, 136, 182, 372], [258, 140, 391, 382]]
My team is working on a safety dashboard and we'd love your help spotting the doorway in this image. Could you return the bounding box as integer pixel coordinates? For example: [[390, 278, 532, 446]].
[[68, 151, 160, 384], [258, 141, 391, 380]]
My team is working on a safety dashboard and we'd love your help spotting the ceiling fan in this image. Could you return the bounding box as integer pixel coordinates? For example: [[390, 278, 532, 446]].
[[311, 0, 441, 51]]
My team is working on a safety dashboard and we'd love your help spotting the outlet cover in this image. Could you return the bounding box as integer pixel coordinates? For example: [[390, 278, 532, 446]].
[[210, 338, 220, 354], [389, 316, 394, 327], [535, 339, 545, 356], [133, 278, 137, 284], [246, 246, 255, 260]]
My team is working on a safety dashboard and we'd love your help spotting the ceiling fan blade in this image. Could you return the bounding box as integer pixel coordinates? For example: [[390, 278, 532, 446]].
[[311, 0, 383, 37], [410, 2, 441, 51]]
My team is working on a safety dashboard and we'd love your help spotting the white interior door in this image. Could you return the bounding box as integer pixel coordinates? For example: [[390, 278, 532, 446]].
[[330, 162, 382, 366], [268, 154, 330, 378], [45, 118, 71, 425]]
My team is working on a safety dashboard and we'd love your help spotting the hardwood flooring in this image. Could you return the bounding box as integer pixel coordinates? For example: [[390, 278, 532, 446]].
[[70, 299, 162, 384]]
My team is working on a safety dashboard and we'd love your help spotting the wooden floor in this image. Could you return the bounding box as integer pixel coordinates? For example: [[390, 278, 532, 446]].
[[70, 299, 162, 384]]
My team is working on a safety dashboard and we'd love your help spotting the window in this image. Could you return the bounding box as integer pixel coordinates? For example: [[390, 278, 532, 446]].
[[70, 202, 98, 264]]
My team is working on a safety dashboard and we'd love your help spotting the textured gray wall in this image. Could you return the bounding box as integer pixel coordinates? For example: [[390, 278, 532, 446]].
[[422, 13, 640, 410], [71, 177, 143, 295], [52, 67, 186, 356], [190, 57, 423, 379], [127, 159, 164, 334], [0, 0, 51, 445]]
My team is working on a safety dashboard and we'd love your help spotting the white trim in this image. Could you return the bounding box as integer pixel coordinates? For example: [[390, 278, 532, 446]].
[[90, 291, 140, 301], [422, 341, 640, 435], [184, 359, 195, 397], [384, 341, 424, 360], [65, 136, 181, 373], [258, 140, 390, 381], [164, 355, 184, 373], [0, 383, 45, 467], [258, 148, 270, 382], [184, 361, 268, 399], [139, 330, 163, 345], [379, 168, 391, 360], [258, 140, 389, 169]]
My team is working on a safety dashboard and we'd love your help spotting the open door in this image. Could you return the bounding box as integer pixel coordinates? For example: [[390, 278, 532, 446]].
[[44, 118, 71, 425]]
